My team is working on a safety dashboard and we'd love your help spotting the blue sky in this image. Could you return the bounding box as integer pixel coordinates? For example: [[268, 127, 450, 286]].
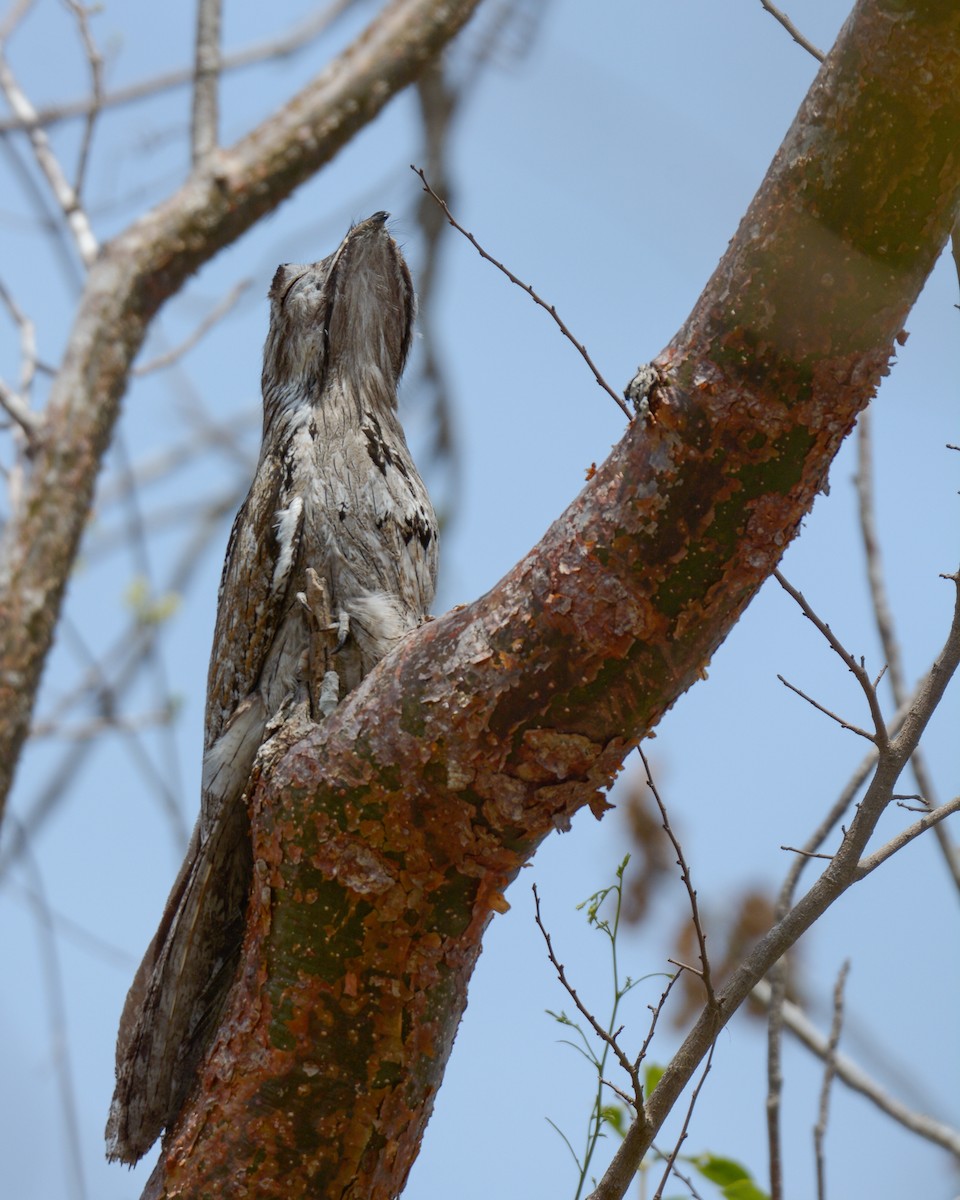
[[0, 2, 957, 1198]]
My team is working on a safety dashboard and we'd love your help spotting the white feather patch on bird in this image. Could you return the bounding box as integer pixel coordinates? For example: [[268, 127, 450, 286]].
[[271, 497, 304, 591]]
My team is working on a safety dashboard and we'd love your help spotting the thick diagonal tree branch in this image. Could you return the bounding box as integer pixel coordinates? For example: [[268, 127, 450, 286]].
[[0, 0, 484, 820], [148, 1, 960, 1195]]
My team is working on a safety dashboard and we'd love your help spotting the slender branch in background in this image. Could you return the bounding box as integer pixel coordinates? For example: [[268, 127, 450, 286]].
[[412, 164, 633, 419], [814, 961, 849, 1200], [0, 275, 38, 397], [0, 0, 33, 42], [765, 950, 786, 1200], [62, 0, 104, 198], [192, 0, 222, 167], [133, 278, 251, 375], [3, 875, 134, 966], [752, 978, 960, 1158], [0, 0, 359, 133], [0, 41, 98, 266], [639, 748, 714, 1004], [757, 0, 825, 62], [775, 673, 875, 742], [14, 821, 88, 1200], [855, 410, 960, 894], [29, 707, 178, 740]]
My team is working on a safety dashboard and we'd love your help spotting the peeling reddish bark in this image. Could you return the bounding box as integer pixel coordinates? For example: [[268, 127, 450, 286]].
[[149, 1, 960, 1196]]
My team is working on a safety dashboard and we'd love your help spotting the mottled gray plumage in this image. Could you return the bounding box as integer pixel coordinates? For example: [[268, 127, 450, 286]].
[[106, 213, 438, 1164]]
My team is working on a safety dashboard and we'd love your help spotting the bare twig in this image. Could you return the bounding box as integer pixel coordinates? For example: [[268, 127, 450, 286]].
[[814, 961, 850, 1200], [774, 571, 889, 747], [192, 0, 222, 167], [753, 978, 960, 1158], [412, 164, 632, 418], [780, 845, 833, 861], [758, 0, 825, 62], [650, 1044, 716, 1200], [775, 674, 875, 742], [62, 0, 104, 198], [0, 280, 38, 395], [639, 748, 715, 1005], [637, 971, 682, 1069], [533, 884, 641, 1099], [133, 279, 252, 375]]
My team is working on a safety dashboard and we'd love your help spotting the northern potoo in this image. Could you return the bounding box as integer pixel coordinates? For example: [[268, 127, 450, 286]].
[[106, 213, 438, 1164]]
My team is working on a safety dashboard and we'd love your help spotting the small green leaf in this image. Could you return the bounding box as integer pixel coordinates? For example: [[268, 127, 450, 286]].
[[723, 1181, 769, 1200], [690, 1154, 769, 1200], [644, 1063, 665, 1094], [600, 1105, 626, 1136]]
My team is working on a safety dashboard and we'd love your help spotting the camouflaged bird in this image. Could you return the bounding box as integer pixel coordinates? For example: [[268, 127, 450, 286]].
[[106, 213, 438, 1164]]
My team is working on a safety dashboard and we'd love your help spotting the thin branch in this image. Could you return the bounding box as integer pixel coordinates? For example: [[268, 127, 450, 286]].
[[780, 845, 833, 861], [651, 1148, 706, 1200], [0, 273, 37, 396], [753, 978, 960, 1159], [775, 673, 875, 742], [0, 0, 34, 42], [650, 1043, 715, 1200], [62, 0, 104, 198], [637, 971, 682, 1069], [412, 164, 633, 419], [133, 278, 251, 375], [814, 961, 849, 1200], [29, 706, 177, 740], [758, 0, 825, 62], [533, 884, 640, 1099], [192, 0, 222, 167], [774, 571, 889, 747], [639, 748, 715, 1005], [0, 44, 98, 266]]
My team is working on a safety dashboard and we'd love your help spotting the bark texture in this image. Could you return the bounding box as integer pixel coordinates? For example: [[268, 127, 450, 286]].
[[145, 1, 960, 1196]]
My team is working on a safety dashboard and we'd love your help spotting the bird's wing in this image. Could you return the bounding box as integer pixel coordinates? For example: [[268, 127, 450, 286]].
[[107, 447, 301, 1164], [204, 448, 301, 750]]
